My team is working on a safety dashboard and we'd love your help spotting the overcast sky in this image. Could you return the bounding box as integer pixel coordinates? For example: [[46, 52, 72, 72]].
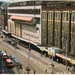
[[0, 0, 75, 2], [0, 0, 10, 2]]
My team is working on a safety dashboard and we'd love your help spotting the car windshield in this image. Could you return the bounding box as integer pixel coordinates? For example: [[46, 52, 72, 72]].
[[55, 50, 62, 54], [7, 62, 12, 64]]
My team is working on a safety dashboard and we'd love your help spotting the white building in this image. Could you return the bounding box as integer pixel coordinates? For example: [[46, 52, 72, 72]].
[[8, 0, 42, 46]]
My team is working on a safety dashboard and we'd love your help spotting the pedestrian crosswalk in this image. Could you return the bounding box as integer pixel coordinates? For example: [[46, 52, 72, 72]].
[[56, 72, 71, 74]]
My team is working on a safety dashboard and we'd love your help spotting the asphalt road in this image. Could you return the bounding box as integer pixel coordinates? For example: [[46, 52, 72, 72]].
[[0, 38, 72, 74], [0, 39, 45, 73], [0, 56, 15, 74]]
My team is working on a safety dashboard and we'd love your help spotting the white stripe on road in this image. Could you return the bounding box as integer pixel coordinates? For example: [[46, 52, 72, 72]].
[[63, 72, 67, 74], [56, 72, 67, 74]]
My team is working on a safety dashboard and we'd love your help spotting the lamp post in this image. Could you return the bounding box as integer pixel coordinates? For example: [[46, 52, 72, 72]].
[[62, 36, 68, 70], [1, 53, 3, 73], [28, 35, 30, 67], [26, 35, 31, 74], [51, 48, 54, 74], [65, 37, 68, 70]]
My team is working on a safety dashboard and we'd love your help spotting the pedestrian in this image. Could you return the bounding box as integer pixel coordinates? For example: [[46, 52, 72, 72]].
[[45, 69, 47, 72], [70, 66, 73, 73], [33, 69, 35, 74], [56, 58, 59, 63], [5, 50, 7, 54], [67, 66, 70, 71], [41, 54, 42, 57]]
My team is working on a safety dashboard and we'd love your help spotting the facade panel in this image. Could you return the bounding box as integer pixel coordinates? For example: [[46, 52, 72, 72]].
[[48, 11, 53, 46], [15, 23, 20, 36], [71, 11, 75, 55], [22, 24, 40, 43], [54, 11, 61, 47], [62, 11, 69, 53], [42, 11, 47, 45], [11, 22, 15, 34]]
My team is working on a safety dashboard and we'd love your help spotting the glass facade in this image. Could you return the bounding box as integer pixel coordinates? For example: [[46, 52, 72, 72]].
[[71, 12, 75, 55], [54, 11, 61, 47], [42, 11, 47, 45], [48, 11, 53, 46], [41, 2, 75, 56], [62, 11, 69, 52]]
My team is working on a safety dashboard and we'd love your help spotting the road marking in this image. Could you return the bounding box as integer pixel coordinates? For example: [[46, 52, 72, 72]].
[[56, 72, 68, 74], [56, 72, 60, 74], [63, 72, 67, 74]]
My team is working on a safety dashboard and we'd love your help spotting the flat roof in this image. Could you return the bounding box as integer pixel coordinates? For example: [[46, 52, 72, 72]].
[[48, 47, 61, 50], [6, 59, 12, 62]]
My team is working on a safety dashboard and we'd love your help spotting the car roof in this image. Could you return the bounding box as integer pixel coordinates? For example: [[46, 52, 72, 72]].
[[48, 47, 61, 50], [1, 51, 7, 55], [6, 59, 12, 62]]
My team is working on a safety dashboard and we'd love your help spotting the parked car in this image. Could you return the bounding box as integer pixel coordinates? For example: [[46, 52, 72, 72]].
[[0, 70, 7, 74], [1, 51, 8, 60], [5, 58, 15, 68]]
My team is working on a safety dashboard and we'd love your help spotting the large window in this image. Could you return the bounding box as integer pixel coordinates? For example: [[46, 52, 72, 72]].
[[55, 12, 61, 20], [42, 11, 47, 19], [48, 11, 53, 20], [62, 11, 69, 21], [71, 18, 75, 55], [71, 12, 75, 22]]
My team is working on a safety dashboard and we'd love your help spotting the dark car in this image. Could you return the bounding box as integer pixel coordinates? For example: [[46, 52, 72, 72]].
[[0, 70, 7, 74]]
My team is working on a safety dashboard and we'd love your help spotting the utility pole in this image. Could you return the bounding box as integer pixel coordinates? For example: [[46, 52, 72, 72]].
[[1, 53, 3, 73], [26, 35, 31, 74], [51, 48, 54, 74], [62, 36, 68, 70], [66, 37, 68, 70]]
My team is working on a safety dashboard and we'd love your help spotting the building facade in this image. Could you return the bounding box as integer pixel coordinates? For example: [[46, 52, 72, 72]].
[[1, 4, 8, 30], [8, 1, 42, 45], [41, 1, 75, 56], [2, 0, 75, 56]]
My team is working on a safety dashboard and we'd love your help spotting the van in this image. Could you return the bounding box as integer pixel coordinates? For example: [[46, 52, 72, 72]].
[[10, 54, 15, 59], [48, 47, 62, 57], [6, 58, 14, 67], [1, 51, 8, 60]]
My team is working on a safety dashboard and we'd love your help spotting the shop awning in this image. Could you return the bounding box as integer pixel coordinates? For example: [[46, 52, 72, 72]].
[[2, 30, 10, 34], [39, 47, 45, 51], [10, 16, 33, 22], [64, 57, 71, 61], [56, 53, 65, 59], [48, 51, 53, 56], [12, 34, 29, 42], [70, 59, 75, 65], [12, 34, 37, 46]]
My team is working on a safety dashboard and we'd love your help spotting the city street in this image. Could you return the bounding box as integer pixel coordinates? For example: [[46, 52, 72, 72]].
[[0, 38, 71, 74], [0, 59, 15, 74]]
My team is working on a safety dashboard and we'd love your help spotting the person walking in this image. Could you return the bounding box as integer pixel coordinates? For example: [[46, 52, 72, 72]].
[[33, 69, 35, 74], [67, 66, 70, 71]]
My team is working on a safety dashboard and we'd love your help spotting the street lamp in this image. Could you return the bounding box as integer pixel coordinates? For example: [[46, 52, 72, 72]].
[[62, 36, 68, 70], [66, 37, 68, 70], [51, 48, 54, 74], [26, 35, 31, 74], [1, 53, 3, 73]]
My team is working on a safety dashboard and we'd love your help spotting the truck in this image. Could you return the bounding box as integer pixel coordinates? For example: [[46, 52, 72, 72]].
[[47, 47, 62, 57], [38, 46, 62, 58]]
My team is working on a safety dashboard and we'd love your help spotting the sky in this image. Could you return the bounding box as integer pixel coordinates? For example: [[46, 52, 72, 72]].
[[0, 0, 10, 2], [0, 0, 75, 3]]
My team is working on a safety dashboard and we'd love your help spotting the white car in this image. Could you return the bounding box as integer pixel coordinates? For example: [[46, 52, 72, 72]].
[[1, 51, 7, 56]]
